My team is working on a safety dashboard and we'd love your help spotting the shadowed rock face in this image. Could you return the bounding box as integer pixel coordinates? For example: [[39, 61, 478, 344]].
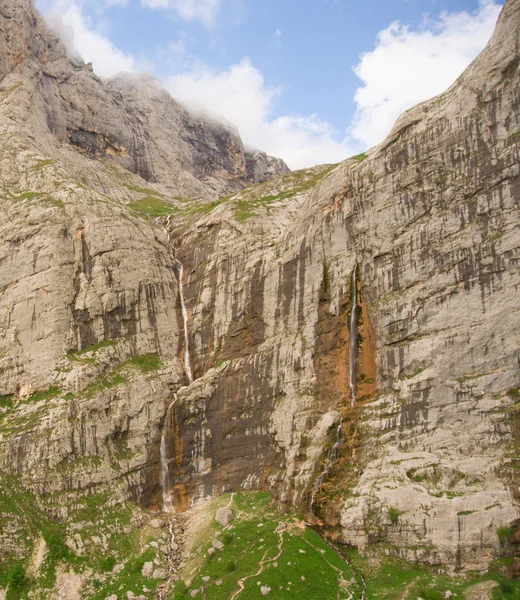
[[0, 0, 519, 577]]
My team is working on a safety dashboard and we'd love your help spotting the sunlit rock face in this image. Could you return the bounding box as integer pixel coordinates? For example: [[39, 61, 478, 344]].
[[0, 0, 519, 576]]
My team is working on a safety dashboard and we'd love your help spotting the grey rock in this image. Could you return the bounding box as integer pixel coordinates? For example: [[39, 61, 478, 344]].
[[245, 150, 290, 184], [215, 507, 234, 527], [152, 569, 167, 580]]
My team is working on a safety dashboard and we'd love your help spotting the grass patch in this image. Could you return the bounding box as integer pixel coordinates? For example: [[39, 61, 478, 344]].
[[234, 196, 283, 222], [125, 185, 164, 196], [31, 159, 55, 171], [403, 367, 425, 380], [89, 548, 159, 600], [68, 339, 117, 357], [0, 473, 78, 593], [9, 191, 43, 200], [5, 564, 29, 600], [342, 550, 520, 600], [128, 196, 178, 217], [0, 394, 14, 409], [80, 373, 127, 399], [0, 474, 165, 598], [232, 163, 339, 222], [176, 195, 232, 218], [351, 153, 368, 162], [456, 372, 486, 384], [174, 491, 363, 600], [124, 353, 162, 373], [26, 386, 61, 403], [78, 353, 162, 399], [497, 526, 514, 543], [388, 507, 401, 524]]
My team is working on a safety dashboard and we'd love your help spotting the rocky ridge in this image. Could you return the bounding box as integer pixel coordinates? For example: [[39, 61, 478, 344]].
[[0, 0, 519, 596]]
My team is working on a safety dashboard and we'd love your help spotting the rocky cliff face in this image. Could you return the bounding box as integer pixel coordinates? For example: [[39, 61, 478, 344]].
[[0, 0, 288, 202], [159, 0, 520, 570], [0, 0, 519, 592]]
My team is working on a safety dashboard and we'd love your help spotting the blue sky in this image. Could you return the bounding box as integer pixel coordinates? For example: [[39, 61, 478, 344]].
[[36, 0, 504, 168]]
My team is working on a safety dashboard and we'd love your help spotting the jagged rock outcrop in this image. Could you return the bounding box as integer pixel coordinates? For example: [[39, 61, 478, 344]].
[[0, 0, 519, 589], [245, 150, 291, 184]]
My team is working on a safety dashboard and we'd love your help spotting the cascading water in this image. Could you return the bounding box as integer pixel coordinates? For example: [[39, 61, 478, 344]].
[[160, 257, 194, 512], [308, 265, 359, 514], [349, 266, 359, 406], [176, 259, 194, 384], [308, 418, 345, 512], [161, 395, 178, 513]]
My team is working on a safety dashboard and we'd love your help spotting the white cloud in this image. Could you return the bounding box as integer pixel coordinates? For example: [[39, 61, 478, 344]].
[[166, 59, 275, 133], [38, 0, 503, 169], [163, 2, 502, 168], [46, 0, 137, 76], [140, 0, 221, 26], [350, 0, 502, 148], [165, 59, 355, 169]]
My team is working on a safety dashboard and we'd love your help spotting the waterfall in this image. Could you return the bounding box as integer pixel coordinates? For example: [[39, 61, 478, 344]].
[[176, 260, 194, 384], [308, 418, 346, 512], [161, 395, 178, 513], [349, 266, 359, 406], [159, 256, 195, 512], [308, 265, 359, 513]]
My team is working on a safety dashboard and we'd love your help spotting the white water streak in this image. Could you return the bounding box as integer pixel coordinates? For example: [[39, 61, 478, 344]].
[[308, 418, 345, 512], [161, 394, 178, 513], [308, 265, 359, 513], [176, 260, 194, 384], [160, 257, 195, 512]]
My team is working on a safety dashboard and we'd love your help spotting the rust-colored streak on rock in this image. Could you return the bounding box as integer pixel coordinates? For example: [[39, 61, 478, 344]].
[[173, 406, 184, 468], [311, 271, 376, 525], [356, 283, 378, 403], [172, 483, 190, 512], [313, 265, 350, 411]]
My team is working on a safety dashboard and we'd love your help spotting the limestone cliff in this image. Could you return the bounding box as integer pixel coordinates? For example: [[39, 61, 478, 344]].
[[0, 0, 519, 593], [160, 0, 520, 571]]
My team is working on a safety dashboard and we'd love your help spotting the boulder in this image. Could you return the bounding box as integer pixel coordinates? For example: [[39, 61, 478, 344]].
[[215, 507, 234, 527]]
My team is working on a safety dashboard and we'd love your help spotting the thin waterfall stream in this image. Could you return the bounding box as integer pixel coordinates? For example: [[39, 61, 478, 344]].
[[176, 259, 194, 384], [308, 265, 359, 514], [160, 394, 178, 513], [308, 417, 345, 512], [160, 256, 194, 512]]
